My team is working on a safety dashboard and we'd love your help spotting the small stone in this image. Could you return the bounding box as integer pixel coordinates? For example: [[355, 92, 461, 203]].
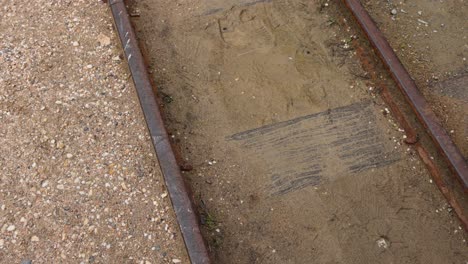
[[376, 237, 390, 249], [31, 236, 40, 242], [41, 180, 49, 188], [391, 9, 397, 15], [112, 56, 121, 61], [161, 192, 168, 198], [66, 153, 73, 159], [97, 34, 111, 46], [57, 184, 65, 190], [72, 41, 79, 47], [180, 163, 193, 171], [172, 259, 181, 263], [57, 141, 65, 149], [417, 19, 428, 25], [0, 239, 4, 247], [7, 225, 16, 231]]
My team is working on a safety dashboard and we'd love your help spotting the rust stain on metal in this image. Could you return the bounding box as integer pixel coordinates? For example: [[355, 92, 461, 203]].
[[342, 0, 468, 190], [352, 42, 418, 144], [343, 5, 467, 230], [108, 0, 211, 263], [415, 144, 468, 231]]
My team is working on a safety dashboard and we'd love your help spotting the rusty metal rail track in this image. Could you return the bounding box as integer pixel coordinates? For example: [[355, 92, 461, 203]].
[[352, 38, 468, 231], [342, 0, 468, 190], [106, 0, 466, 260], [108, 0, 211, 263]]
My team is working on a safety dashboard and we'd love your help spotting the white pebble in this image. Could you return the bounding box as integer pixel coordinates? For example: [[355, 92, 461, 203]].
[[41, 180, 49, 188], [376, 237, 390, 249]]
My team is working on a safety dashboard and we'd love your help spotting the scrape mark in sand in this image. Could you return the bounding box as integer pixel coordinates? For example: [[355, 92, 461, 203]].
[[230, 101, 400, 195], [201, 0, 272, 16], [430, 73, 468, 102]]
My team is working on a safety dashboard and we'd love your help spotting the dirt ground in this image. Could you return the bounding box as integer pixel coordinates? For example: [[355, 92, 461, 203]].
[[364, 0, 467, 157], [131, 0, 467, 263], [0, 0, 187, 263]]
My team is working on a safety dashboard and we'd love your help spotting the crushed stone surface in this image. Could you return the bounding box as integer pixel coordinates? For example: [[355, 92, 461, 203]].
[[0, 0, 188, 263]]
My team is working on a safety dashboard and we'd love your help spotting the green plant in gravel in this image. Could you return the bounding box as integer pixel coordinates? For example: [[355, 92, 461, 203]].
[[160, 91, 173, 104], [327, 18, 337, 26], [203, 213, 218, 231]]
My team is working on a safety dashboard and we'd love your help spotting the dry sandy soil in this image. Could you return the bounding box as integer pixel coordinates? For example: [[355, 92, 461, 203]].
[[131, 0, 467, 263], [364, 0, 467, 157], [0, 0, 187, 263]]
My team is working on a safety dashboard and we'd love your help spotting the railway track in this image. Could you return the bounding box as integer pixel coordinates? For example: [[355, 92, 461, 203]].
[[108, 0, 210, 263], [108, 0, 467, 263], [343, 0, 467, 190], [341, 0, 468, 230]]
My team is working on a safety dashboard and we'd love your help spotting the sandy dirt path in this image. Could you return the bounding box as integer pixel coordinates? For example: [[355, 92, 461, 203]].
[[131, 0, 467, 263]]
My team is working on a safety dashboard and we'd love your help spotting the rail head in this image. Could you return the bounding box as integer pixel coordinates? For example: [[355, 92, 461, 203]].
[[107, 0, 212, 263], [342, 0, 468, 190]]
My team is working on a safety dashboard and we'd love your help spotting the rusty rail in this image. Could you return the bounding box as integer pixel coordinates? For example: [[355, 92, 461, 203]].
[[108, 0, 211, 263], [342, 0, 468, 190], [352, 40, 468, 231]]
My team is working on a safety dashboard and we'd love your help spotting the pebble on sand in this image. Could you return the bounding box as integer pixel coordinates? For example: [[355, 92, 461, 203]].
[[98, 34, 111, 46], [376, 237, 390, 249]]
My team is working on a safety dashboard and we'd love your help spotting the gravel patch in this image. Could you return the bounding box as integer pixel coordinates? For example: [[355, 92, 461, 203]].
[[0, 0, 187, 263]]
